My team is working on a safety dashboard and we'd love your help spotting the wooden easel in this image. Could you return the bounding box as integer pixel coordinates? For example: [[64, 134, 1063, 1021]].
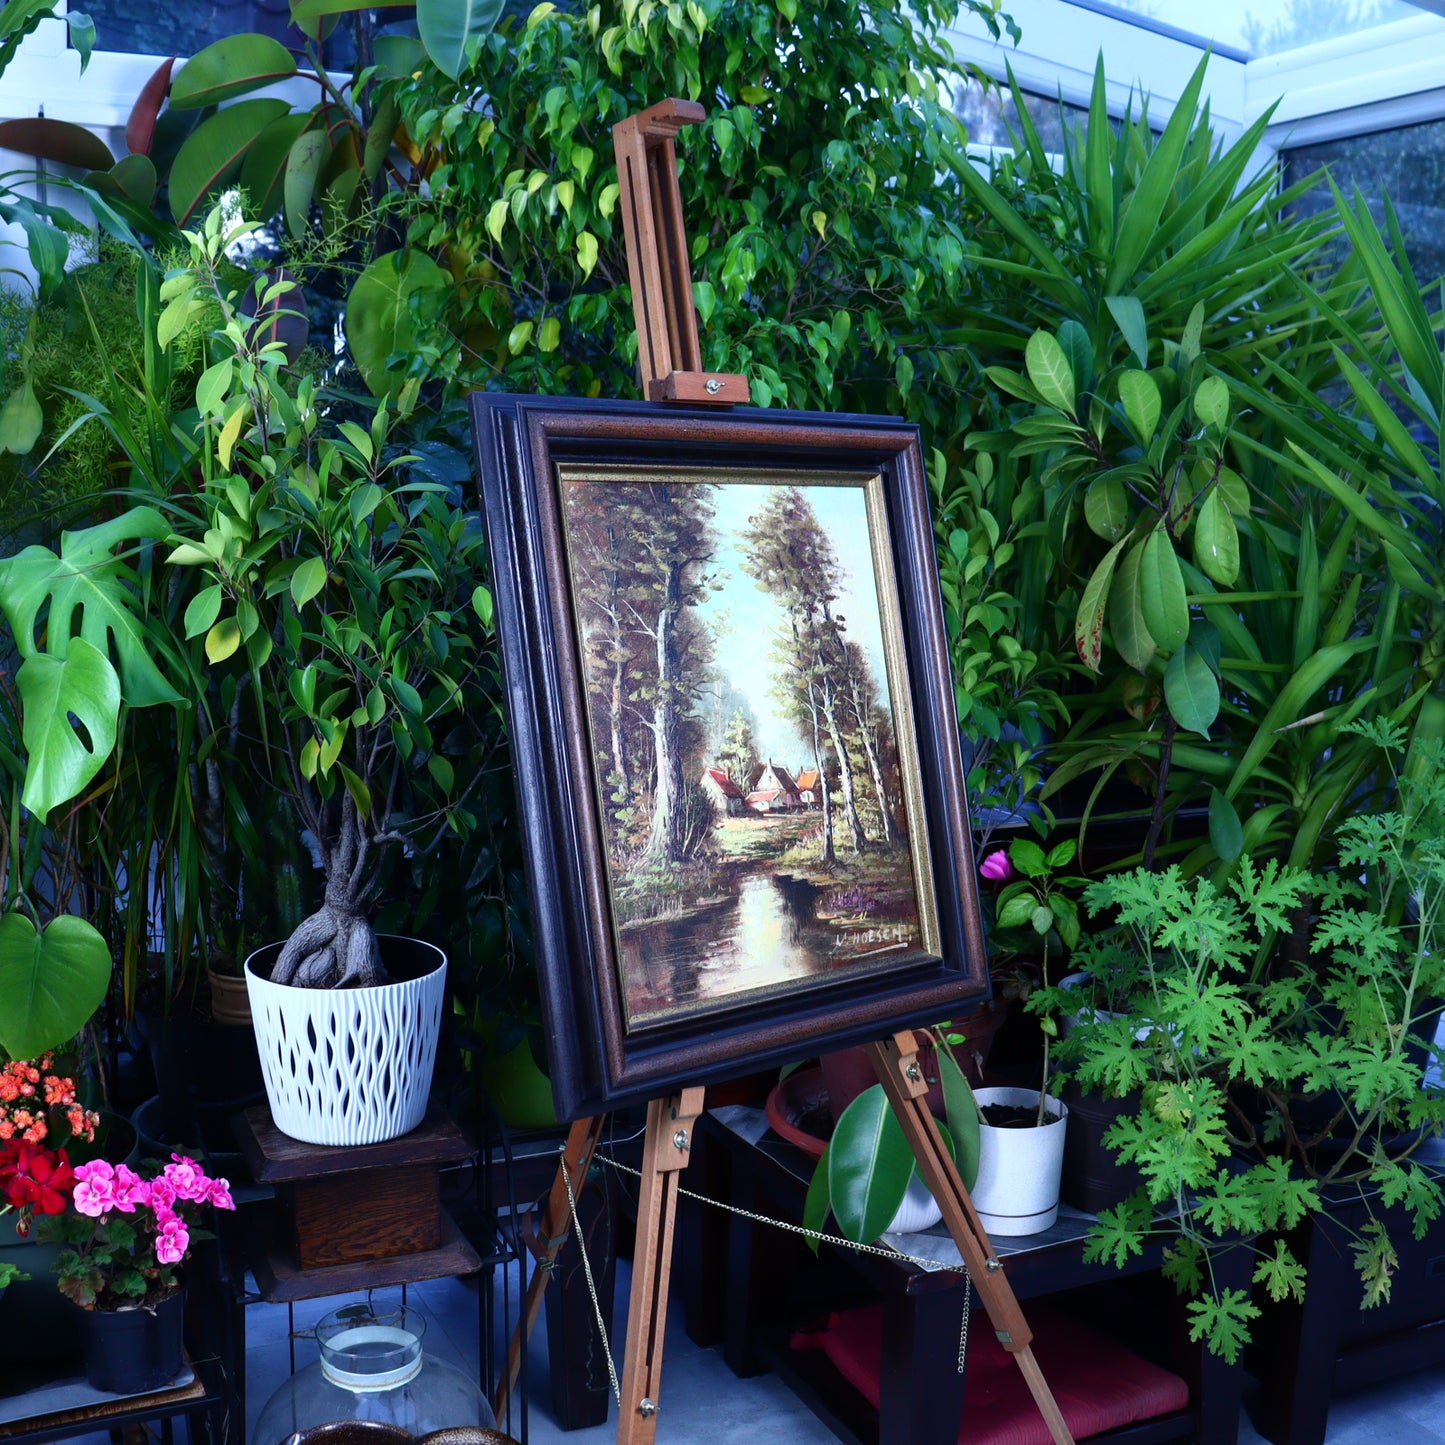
[[495, 99, 1075, 1445]]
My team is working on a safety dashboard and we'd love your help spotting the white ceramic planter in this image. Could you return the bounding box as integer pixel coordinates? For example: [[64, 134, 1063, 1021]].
[[245, 936, 446, 1146], [886, 1175, 944, 1235], [970, 1085, 1068, 1236]]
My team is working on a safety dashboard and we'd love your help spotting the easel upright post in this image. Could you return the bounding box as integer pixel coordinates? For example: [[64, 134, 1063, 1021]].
[[617, 1088, 706, 1445]]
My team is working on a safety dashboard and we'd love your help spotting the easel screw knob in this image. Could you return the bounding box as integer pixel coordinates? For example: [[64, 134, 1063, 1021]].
[[639, 1398, 658, 1417], [905, 1063, 922, 1082], [672, 1129, 691, 1151], [705, 378, 725, 394]]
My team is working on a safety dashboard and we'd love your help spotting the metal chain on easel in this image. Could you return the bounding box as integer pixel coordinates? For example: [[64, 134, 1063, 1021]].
[[557, 1146, 973, 1386], [561, 1151, 625, 1405]]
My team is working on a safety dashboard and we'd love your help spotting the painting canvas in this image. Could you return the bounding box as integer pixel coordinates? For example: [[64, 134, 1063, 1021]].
[[471, 394, 987, 1117], [559, 465, 938, 1029]]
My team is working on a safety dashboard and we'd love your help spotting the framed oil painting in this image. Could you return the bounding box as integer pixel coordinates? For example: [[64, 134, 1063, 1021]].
[[471, 395, 988, 1118]]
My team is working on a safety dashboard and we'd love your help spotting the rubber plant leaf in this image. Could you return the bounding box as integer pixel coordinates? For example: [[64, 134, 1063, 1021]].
[[168, 97, 290, 226], [0, 506, 181, 709], [0, 912, 112, 1059], [416, 0, 505, 79], [0, 371, 42, 454], [13, 639, 119, 818], [125, 57, 176, 156], [802, 1142, 832, 1255], [284, 128, 329, 239], [240, 114, 313, 226], [168, 33, 298, 109], [937, 1043, 980, 1191], [827, 1083, 914, 1244], [344, 248, 450, 397], [0, 117, 113, 171]]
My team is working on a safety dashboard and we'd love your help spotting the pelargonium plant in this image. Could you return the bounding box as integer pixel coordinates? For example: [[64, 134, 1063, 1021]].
[[40, 1154, 235, 1310], [0, 1137, 76, 1236], [0, 1052, 100, 1146]]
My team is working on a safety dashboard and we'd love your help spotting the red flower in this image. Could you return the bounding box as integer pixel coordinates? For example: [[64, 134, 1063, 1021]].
[[0, 1139, 76, 1220]]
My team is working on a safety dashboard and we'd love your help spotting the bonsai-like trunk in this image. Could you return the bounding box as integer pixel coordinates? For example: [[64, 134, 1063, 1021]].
[[268, 794, 388, 989]]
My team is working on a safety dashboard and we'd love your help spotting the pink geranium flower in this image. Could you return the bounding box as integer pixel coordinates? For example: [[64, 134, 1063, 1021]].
[[154, 1216, 190, 1265], [979, 849, 1015, 882], [72, 1159, 119, 1217], [164, 1155, 210, 1202]]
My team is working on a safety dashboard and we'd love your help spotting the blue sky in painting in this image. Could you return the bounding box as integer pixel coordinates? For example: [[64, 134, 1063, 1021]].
[[696, 481, 896, 766]]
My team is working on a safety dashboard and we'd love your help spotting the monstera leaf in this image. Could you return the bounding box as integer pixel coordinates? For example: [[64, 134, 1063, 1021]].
[[0, 508, 181, 817], [0, 507, 179, 706], [15, 640, 119, 818], [0, 912, 111, 1059]]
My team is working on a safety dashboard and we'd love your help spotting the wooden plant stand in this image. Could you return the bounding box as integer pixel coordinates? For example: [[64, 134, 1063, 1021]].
[[496, 97, 1076, 1445]]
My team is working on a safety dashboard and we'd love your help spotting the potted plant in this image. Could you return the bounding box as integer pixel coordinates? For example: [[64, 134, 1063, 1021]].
[[149, 210, 488, 1145], [40, 1153, 234, 1391], [1037, 719, 1445, 1361]]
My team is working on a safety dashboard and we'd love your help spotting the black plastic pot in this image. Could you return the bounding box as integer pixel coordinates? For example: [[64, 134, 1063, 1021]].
[[80, 1288, 185, 1393], [1059, 1080, 1146, 1215]]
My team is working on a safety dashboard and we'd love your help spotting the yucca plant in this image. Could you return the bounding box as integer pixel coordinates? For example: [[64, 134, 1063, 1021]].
[[936, 54, 1419, 871]]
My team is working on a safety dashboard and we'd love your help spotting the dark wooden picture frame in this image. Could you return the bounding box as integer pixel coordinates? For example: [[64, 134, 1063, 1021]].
[[471, 394, 987, 1118]]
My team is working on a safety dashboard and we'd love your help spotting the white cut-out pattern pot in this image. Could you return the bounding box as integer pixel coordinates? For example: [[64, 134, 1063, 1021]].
[[245, 936, 446, 1146]]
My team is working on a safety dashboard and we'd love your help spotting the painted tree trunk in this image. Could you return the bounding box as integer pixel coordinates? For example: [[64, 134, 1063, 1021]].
[[644, 578, 686, 862], [819, 671, 867, 852]]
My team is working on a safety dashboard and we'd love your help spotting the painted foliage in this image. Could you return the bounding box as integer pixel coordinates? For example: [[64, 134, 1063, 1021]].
[[560, 466, 933, 1026]]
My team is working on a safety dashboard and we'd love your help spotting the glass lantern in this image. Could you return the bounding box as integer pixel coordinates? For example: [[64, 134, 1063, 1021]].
[[252, 1298, 499, 1445]]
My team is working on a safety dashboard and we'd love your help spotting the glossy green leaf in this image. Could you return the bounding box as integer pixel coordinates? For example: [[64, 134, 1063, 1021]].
[[1024, 330, 1074, 415], [1106, 294, 1149, 369], [0, 913, 112, 1059], [417, 0, 504, 78], [1109, 539, 1158, 673], [184, 583, 223, 639], [1139, 528, 1189, 651], [1194, 375, 1229, 430], [1164, 643, 1219, 736], [169, 97, 290, 225], [169, 33, 297, 109], [1208, 788, 1244, 864], [1217, 467, 1250, 515], [1193, 487, 1239, 585], [934, 1044, 978, 1190], [1056, 318, 1094, 398], [802, 1143, 833, 1252], [291, 556, 328, 608], [828, 1084, 914, 1244], [1119, 369, 1161, 443], [364, 93, 400, 182], [1084, 476, 1128, 541], [1075, 535, 1128, 671], [345, 248, 450, 397]]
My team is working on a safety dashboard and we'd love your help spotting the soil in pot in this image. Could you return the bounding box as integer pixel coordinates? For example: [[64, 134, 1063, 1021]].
[[980, 1102, 1064, 1128]]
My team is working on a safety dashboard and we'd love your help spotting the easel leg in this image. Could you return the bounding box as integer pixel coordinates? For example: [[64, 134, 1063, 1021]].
[[618, 1087, 706, 1445], [868, 1034, 1076, 1445], [494, 1115, 606, 1420]]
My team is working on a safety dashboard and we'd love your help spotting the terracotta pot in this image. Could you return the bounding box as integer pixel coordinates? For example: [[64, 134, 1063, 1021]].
[[819, 998, 1008, 1125], [207, 966, 252, 1026]]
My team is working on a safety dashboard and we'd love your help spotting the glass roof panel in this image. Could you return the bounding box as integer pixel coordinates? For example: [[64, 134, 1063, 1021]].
[[1060, 0, 1430, 60]]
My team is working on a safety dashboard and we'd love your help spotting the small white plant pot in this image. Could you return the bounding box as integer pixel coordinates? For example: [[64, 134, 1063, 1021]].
[[886, 1175, 944, 1235], [245, 936, 447, 1147], [970, 1085, 1068, 1236]]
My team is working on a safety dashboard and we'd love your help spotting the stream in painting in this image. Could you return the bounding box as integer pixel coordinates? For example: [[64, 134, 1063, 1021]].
[[620, 863, 918, 1024]]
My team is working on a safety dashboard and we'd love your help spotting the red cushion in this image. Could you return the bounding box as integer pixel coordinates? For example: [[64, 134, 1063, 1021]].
[[791, 1301, 1190, 1445]]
